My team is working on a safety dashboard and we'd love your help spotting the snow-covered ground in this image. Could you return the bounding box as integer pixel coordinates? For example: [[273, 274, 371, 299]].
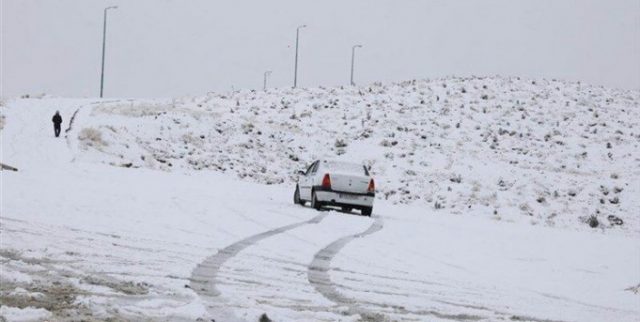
[[1, 77, 639, 321]]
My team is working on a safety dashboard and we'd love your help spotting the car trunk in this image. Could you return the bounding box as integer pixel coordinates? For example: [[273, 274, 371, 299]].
[[330, 173, 370, 194]]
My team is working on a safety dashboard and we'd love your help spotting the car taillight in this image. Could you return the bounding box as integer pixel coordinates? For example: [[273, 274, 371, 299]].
[[322, 174, 331, 189], [368, 179, 375, 193]]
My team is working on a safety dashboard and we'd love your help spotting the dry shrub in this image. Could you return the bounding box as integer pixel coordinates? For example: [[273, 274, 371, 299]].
[[78, 127, 107, 148]]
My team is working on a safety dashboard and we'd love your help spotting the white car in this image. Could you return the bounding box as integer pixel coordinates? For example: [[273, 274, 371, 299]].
[[293, 160, 375, 216]]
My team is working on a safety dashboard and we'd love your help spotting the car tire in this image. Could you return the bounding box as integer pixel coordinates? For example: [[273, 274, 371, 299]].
[[294, 185, 305, 206], [341, 207, 353, 213], [311, 190, 322, 210], [361, 207, 372, 217]]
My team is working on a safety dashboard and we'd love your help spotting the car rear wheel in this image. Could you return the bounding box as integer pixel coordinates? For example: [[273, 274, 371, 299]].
[[361, 207, 372, 217], [293, 185, 300, 205], [311, 190, 322, 210]]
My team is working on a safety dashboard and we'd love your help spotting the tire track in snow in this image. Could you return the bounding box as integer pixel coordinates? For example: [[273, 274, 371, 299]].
[[307, 218, 489, 321], [308, 216, 387, 320], [190, 212, 328, 299]]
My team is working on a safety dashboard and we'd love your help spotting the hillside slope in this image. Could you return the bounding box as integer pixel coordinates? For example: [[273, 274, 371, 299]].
[[1, 78, 639, 321], [73, 76, 640, 232]]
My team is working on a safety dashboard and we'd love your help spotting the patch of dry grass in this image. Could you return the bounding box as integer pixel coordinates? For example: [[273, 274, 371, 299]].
[[78, 127, 108, 149]]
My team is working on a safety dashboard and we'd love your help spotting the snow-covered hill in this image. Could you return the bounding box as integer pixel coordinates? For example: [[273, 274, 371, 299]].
[[73, 76, 640, 232], [1, 77, 639, 322]]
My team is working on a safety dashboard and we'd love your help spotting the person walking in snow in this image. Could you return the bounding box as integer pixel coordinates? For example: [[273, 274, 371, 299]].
[[52, 111, 63, 137]]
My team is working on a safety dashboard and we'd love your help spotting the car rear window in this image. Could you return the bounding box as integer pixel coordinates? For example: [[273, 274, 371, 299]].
[[323, 161, 369, 176]]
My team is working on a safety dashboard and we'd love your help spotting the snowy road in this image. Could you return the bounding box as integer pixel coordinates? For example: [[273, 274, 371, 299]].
[[1, 98, 639, 321]]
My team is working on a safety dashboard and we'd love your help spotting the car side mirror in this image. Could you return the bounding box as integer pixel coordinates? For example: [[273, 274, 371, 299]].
[[297, 170, 306, 176]]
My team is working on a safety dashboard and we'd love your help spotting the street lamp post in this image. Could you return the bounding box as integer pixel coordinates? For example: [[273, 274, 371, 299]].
[[350, 44, 362, 86], [293, 24, 306, 88], [263, 70, 272, 91], [100, 6, 118, 98]]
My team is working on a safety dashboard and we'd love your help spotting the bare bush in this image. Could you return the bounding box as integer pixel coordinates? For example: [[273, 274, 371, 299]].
[[587, 215, 599, 228], [334, 138, 348, 148], [78, 127, 108, 149]]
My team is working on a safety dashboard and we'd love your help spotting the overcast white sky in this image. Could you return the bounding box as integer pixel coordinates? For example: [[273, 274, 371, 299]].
[[2, 0, 639, 98]]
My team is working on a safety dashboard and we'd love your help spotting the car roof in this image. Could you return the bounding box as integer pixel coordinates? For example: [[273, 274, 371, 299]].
[[318, 159, 362, 166], [320, 160, 368, 173]]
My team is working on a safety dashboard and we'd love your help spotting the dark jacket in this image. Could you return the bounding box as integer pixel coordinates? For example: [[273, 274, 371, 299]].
[[52, 114, 62, 125]]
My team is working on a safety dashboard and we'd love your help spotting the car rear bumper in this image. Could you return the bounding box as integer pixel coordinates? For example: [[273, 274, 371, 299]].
[[314, 186, 374, 208]]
